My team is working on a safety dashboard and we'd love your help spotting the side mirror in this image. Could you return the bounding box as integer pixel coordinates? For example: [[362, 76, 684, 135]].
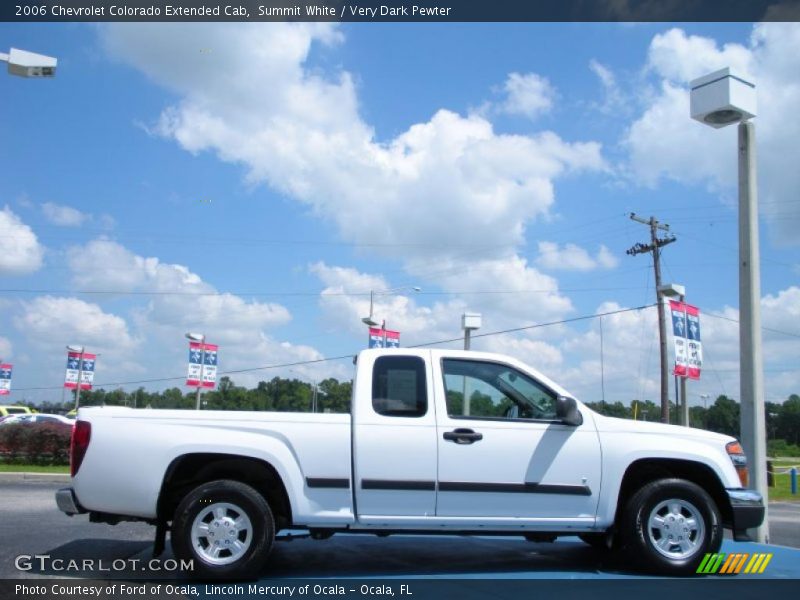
[[556, 396, 583, 426]]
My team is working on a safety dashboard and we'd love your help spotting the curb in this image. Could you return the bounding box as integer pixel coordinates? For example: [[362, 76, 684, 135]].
[[0, 472, 70, 482]]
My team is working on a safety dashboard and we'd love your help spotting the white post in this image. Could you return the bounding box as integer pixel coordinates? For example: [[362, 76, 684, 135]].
[[74, 348, 85, 410], [738, 121, 768, 543], [196, 336, 206, 410], [681, 296, 689, 427]]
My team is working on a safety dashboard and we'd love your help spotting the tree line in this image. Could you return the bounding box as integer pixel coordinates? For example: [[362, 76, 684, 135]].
[[27, 381, 800, 456], [585, 394, 800, 456], [36, 376, 354, 414]]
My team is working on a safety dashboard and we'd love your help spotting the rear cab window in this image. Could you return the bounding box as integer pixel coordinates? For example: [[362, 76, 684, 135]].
[[372, 356, 427, 417]]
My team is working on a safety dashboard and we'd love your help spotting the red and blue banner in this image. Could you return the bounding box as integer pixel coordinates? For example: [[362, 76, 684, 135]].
[[64, 352, 97, 390], [669, 300, 702, 380], [0, 363, 12, 395], [187, 342, 218, 388], [368, 327, 400, 349]]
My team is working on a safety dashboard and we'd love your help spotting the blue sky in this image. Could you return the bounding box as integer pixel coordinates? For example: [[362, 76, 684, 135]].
[[1, 21, 798, 407]]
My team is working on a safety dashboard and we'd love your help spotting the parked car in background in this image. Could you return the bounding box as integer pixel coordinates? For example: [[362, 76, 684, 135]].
[[0, 413, 73, 428], [0, 405, 33, 418]]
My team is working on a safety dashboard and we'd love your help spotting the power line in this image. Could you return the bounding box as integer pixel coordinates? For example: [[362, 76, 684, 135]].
[[11, 304, 657, 392], [703, 311, 800, 339], [0, 285, 645, 298]]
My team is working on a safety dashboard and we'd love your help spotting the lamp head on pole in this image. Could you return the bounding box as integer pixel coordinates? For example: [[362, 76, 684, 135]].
[[657, 283, 686, 299], [185, 332, 205, 342], [690, 68, 756, 129], [361, 285, 421, 327], [2, 48, 57, 78], [462, 312, 482, 332], [66, 345, 84, 353]]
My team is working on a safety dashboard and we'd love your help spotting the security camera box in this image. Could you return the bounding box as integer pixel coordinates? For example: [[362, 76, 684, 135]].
[[690, 68, 756, 128]]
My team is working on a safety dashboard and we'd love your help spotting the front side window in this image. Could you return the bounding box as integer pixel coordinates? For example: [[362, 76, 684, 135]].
[[372, 356, 427, 417], [442, 359, 558, 420]]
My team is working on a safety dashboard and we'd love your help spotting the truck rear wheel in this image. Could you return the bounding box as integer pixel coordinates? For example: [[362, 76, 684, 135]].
[[620, 478, 722, 575], [172, 479, 274, 579]]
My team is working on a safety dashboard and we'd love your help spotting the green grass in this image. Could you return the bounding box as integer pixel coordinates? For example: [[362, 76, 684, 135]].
[[767, 474, 798, 502], [0, 463, 69, 474]]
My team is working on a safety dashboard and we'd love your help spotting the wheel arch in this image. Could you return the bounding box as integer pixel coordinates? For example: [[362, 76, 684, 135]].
[[157, 453, 293, 530], [613, 458, 732, 529]]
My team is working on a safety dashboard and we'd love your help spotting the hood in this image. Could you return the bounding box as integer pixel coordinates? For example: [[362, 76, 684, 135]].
[[593, 412, 736, 445]]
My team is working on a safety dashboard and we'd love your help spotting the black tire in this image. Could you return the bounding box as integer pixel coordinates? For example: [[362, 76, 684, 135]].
[[172, 479, 274, 580], [620, 478, 722, 576]]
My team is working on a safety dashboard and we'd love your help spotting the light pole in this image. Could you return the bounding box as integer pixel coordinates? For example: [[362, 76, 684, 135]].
[[461, 312, 482, 351], [186, 332, 205, 410], [460, 313, 482, 417], [659, 283, 688, 426], [288, 369, 322, 412], [361, 285, 421, 345], [1, 47, 57, 78], [66, 345, 85, 410], [691, 67, 767, 542]]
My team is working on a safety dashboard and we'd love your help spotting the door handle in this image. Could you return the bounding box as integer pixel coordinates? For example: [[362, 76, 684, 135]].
[[443, 428, 483, 444]]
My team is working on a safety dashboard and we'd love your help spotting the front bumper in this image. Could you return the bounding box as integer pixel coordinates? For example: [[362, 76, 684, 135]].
[[726, 488, 765, 541], [56, 487, 86, 516]]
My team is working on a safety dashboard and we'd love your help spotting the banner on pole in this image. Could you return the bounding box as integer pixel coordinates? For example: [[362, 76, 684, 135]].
[[669, 300, 702, 380], [64, 352, 96, 390], [368, 327, 400, 348], [0, 364, 12, 395], [187, 342, 218, 388]]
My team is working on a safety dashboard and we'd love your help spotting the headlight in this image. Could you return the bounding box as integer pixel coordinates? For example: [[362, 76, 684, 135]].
[[726, 440, 749, 487]]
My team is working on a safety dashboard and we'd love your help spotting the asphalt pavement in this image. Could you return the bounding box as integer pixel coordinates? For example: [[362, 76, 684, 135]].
[[2, 479, 799, 581]]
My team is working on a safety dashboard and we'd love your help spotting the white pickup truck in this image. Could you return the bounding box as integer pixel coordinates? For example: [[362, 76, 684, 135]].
[[57, 348, 763, 578]]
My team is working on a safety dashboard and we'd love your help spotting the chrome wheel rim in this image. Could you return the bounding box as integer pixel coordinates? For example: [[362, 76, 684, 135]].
[[190, 502, 253, 565], [647, 498, 705, 560]]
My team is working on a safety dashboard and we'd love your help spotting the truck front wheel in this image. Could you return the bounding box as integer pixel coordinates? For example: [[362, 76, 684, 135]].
[[172, 479, 274, 579], [620, 478, 722, 576]]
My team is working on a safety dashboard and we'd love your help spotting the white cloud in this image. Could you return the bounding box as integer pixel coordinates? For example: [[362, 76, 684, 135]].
[[0, 205, 44, 275], [12, 296, 144, 390], [67, 239, 291, 343], [498, 72, 556, 120], [589, 59, 628, 116], [646, 28, 754, 83], [0, 336, 11, 360], [98, 23, 608, 367], [624, 24, 800, 243], [61, 239, 340, 388], [762, 286, 800, 332], [311, 262, 438, 341], [101, 24, 605, 265], [310, 257, 576, 370], [41, 202, 90, 227], [536, 242, 619, 271], [15, 296, 138, 352]]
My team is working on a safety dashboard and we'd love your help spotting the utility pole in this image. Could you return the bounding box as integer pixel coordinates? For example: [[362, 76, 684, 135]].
[[627, 213, 676, 423]]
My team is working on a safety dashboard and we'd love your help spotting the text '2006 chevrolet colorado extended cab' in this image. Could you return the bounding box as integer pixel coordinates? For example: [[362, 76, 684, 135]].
[[57, 348, 764, 578]]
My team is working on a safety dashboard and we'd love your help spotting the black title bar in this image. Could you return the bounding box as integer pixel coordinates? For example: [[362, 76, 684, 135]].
[[4, 1, 800, 22]]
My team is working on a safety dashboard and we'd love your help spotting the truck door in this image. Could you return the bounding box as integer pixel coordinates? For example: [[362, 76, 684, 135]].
[[433, 357, 601, 525], [353, 352, 438, 521]]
